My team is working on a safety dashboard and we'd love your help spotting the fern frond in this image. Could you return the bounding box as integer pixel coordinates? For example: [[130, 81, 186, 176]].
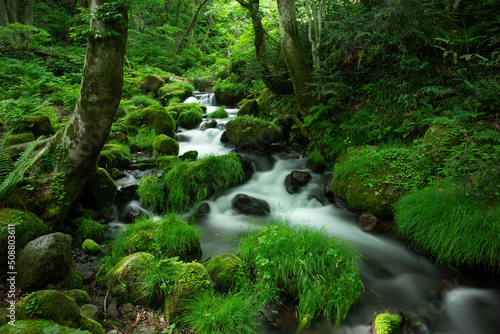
[[0, 153, 13, 184], [473, 129, 500, 143]]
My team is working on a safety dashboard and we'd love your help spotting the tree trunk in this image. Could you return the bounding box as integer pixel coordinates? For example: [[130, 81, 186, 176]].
[[276, 0, 322, 113], [6, 0, 128, 225], [0, 1, 9, 26], [23, 0, 33, 26], [174, 0, 208, 54], [6, 0, 18, 23]]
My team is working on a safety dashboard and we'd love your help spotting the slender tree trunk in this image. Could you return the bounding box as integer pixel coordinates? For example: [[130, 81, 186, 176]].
[[276, 0, 322, 114], [174, 0, 208, 54], [7, 0, 128, 225], [23, 0, 33, 26], [0, 1, 9, 26], [6, 0, 18, 23]]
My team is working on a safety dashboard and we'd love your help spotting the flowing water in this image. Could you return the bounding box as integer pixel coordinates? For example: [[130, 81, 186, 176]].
[[111, 94, 500, 334]]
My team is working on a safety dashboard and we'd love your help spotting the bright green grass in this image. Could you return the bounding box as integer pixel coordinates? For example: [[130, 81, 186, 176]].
[[75, 218, 106, 242], [394, 181, 500, 267], [237, 222, 363, 328]]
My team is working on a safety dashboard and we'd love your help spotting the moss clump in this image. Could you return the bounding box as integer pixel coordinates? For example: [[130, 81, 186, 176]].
[[125, 105, 176, 138], [98, 143, 132, 170], [213, 82, 246, 106], [167, 102, 205, 115], [237, 99, 258, 116], [374, 313, 403, 334], [331, 145, 435, 217], [177, 110, 203, 129], [63, 270, 83, 290], [394, 181, 500, 267], [158, 81, 195, 103], [181, 150, 198, 161], [0, 320, 79, 334], [140, 74, 165, 94], [84, 167, 117, 209], [5, 132, 35, 145], [203, 253, 242, 292], [164, 262, 212, 322], [153, 134, 179, 157], [207, 106, 229, 118], [63, 289, 91, 306], [422, 122, 464, 161], [16, 115, 54, 137], [225, 116, 282, 150], [307, 149, 326, 172], [82, 239, 101, 254], [0, 208, 51, 266], [75, 218, 106, 242]]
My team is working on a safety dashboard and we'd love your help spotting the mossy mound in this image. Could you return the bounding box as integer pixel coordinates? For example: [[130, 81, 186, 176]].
[[166, 102, 206, 115], [156, 155, 181, 168], [153, 134, 179, 157], [373, 312, 403, 334], [6, 132, 35, 146], [237, 99, 258, 116], [158, 81, 195, 104], [63, 289, 91, 306], [0, 208, 51, 266], [207, 107, 229, 118], [109, 215, 201, 261], [83, 167, 117, 209], [75, 218, 106, 242], [331, 145, 435, 218], [15, 115, 54, 137], [82, 239, 101, 254], [0, 320, 80, 334], [225, 116, 282, 150], [98, 143, 131, 170], [140, 74, 165, 95], [394, 181, 500, 267], [177, 110, 203, 129], [213, 82, 246, 106], [164, 262, 212, 322], [307, 149, 326, 172], [63, 270, 83, 290], [422, 122, 464, 161], [203, 253, 242, 292], [125, 105, 176, 138]]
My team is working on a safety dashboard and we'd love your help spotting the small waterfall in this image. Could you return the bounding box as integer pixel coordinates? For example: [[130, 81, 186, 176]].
[[197, 93, 217, 106]]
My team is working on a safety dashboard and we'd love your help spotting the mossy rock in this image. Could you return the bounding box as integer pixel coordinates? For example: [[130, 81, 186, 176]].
[[110, 122, 129, 134], [140, 74, 165, 94], [153, 134, 179, 157], [125, 105, 176, 138], [203, 253, 242, 292], [213, 82, 246, 106], [158, 81, 195, 103], [98, 144, 132, 170], [237, 99, 258, 117], [156, 155, 181, 168], [307, 149, 326, 173], [6, 132, 35, 146], [177, 110, 203, 129], [225, 116, 282, 150], [166, 102, 206, 115], [0, 290, 104, 334], [83, 167, 118, 209], [207, 107, 229, 118], [63, 289, 91, 306], [331, 146, 435, 218], [422, 122, 464, 161], [107, 131, 129, 144], [63, 270, 83, 290], [372, 310, 403, 334], [82, 239, 101, 254], [180, 150, 198, 161], [0, 320, 81, 334], [164, 262, 212, 322], [15, 115, 54, 137], [0, 208, 52, 267]]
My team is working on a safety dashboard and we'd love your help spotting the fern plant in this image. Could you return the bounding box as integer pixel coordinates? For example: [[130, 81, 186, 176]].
[[0, 132, 47, 202]]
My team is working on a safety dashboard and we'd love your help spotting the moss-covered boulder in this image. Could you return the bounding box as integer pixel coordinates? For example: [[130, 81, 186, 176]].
[[213, 82, 246, 106], [98, 143, 131, 170], [203, 253, 242, 292], [83, 167, 117, 209], [177, 109, 203, 129], [17, 233, 74, 290], [15, 115, 54, 137], [140, 74, 165, 95], [0, 290, 104, 334], [108, 215, 202, 261], [63, 270, 83, 290], [307, 149, 326, 173], [153, 134, 179, 157], [372, 309, 404, 334], [207, 107, 229, 118], [166, 102, 206, 115], [82, 239, 101, 254], [125, 105, 176, 138], [422, 122, 464, 161], [237, 99, 258, 116], [225, 116, 282, 150], [164, 262, 212, 322], [63, 289, 91, 306], [158, 81, 195, 104], [0, 208, 51, 267], [6, 132, 35, 146], [331, 146, 435, 218], [0, 319, 81, 334]]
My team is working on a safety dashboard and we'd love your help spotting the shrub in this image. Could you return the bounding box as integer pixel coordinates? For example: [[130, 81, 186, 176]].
[[237, 222, 363, 328]]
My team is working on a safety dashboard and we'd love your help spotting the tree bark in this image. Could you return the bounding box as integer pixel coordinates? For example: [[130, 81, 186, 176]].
[[0, 1, 9, 26], [23, 0, 33, 26], [276, 0, 322, 113], [6, 0, 128, 225], [6, 0, 18, 23]]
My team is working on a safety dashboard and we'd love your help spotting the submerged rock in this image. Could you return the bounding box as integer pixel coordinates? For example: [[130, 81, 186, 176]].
[[359, 212, 383, 232], [232, 193, 271, 215]]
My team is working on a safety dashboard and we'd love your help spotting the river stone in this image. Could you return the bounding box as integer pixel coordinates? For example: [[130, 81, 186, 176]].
[[17, 232, 74, 290], [372, 309, 405, 334], [284, 170, 312, 194], [225, 117, 282, 151], [121, 204, 150, 223], [116, 183, 139, 204], [141, 74, 165, 95], [359, 212, 383, 232], [232, 194, 271, 215], [203, 119, 217, 130], [153, 134, 179, 157], [195, 202, 211, 216], [120, 302, 137, 320]]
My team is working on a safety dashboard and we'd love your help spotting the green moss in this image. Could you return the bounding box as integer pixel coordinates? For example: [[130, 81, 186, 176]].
[[207, 106, 229, 118], [140, 74, 165, 94], [225, 116, 282, 149], [213, 82, 246, 106], [63, 289, 91, 306], [156, 155, 181, 168], [98, 143, 131, 170], [16, 115, 54, 137], [307, 149, 326, 172], [63, 271, 83, 290], [5, 133, 35, 145], [76, 218, 106, 242], [422, 122, 464, 161], [181, 150, 198, 161], [374, 313, 402, 334], [158, 81, 195, 103], [203, 253, 242, 292], [82, 239, 101, 254], [177, 110, 203, 129], [237, 99, 258, 117], [153, 134, 179, 157], [0, 320, 79, 334], [0, 208, 51, 266], [125, 105, 176, 138], [79, 315, 105, 334]]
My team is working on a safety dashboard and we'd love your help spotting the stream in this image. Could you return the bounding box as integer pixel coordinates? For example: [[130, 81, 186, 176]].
[[109, 93, 500, 334]]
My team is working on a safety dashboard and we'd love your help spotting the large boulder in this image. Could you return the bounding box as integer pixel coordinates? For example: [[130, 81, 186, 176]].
[[140, 74, 165, 95], [158, 81, 195, 104], [153, 134, 179, 157], [98, 144, 131, 170], [203, 253, 242, 292], [232, 193, 271, 215], [225, 116, 282, 150], [125, 105, 176, 138], [17, 233, 74, 290], [237, 99, 258, 117], [177, 109, 203, 129], [0, 208, 51, 267]]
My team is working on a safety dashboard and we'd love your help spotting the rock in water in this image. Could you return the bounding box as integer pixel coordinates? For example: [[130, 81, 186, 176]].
[[232, 194, 271, 215]]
